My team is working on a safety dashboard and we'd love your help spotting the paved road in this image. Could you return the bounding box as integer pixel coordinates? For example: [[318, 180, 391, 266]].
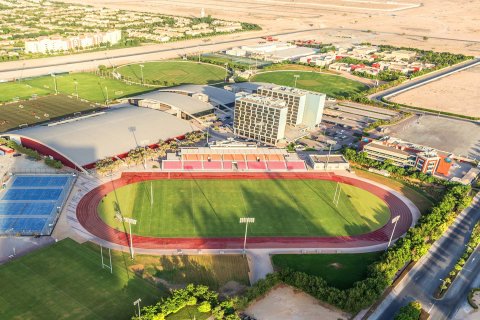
[[369, 194, 480, 320]]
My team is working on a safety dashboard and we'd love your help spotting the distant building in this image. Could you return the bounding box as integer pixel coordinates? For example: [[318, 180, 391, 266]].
[[382, 50, 417, 61], [360, 137, 453, 175], [24, 30, 122, 54], [299, 54, 335, 67], [233, 94, 288, 145], [309, 154, 350, 171]]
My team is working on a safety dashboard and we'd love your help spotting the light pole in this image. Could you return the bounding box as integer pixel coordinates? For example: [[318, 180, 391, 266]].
[[51, 74, 58, 94], [224, 62, 228, 82], [133, 298, 142, 317], [293, 74, 300, 88], [74, 80, 78, 99], [386, 215, 401, 251], [324, 139, 336, 170], [139, 64, 144, 85], [240, 217, 255, 253], [104, 86, 109, 106], [115, 213, 137, 259]]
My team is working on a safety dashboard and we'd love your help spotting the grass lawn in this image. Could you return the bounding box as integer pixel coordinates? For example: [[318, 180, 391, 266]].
[[251, 71, 368, 98], [98, 179, 390, 238], [117, 61, 226, 85], [354, 169, 435, 214], [128, 254, 250, 289], [0, 238, 163, 320], [166, 306, 210, 320], [0, 73, 152, 103], [272, 252, 382, 289], [0, 95, 100, 132]]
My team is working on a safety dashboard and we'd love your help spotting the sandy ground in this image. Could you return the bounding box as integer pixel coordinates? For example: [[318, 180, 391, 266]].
[[245, 285, 350, 320], [391, 65, 480, 118]]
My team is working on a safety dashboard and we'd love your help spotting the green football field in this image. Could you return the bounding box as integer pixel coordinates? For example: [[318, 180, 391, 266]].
[[98, 179, 390, 238], [0, 73, 151, 103], [116, 61, 226, 85], [0, 95, 99, 132], [251, 71, 368, 98], [0, 238, 162, 320]]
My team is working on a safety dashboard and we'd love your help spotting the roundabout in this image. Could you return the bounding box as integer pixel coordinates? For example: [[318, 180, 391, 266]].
[[76, 172, 416, 249]]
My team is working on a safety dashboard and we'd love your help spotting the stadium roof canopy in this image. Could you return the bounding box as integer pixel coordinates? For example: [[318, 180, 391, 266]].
[[8, 106, 194, 169], [159, 84, 236, 106], [131, 91, 215, 115]]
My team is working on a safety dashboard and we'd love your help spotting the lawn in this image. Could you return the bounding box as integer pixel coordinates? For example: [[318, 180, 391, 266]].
[[251, 71, 368, 98], [127, 254, 250, 289], [354, 169, 435, 214], [98, 179, 390, 238], [0, 73, 152, 103], [271, 252, 382, 289], [0, 95, 100, 132], [0, 238, 163, 320], [117, 61, 226, 85]]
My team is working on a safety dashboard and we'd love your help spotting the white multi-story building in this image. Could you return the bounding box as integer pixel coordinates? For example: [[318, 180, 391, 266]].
[[24, 30, 122, 54], [233, 94, 288, 145], [256, 86, 325, 128]]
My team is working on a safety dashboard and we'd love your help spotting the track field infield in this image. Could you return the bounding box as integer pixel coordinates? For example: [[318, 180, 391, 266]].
[[98, 179, 390, 238]]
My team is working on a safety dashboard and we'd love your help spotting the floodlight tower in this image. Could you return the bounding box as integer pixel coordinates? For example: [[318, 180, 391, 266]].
[[239, 217, 255, 253], [133, 298, 142, 317], [293, 74, 300, 88], [386, 215, 401, 251], [139, 64, 145, 85], [324, 139, 336, 170], [115, 213, 137, 259]]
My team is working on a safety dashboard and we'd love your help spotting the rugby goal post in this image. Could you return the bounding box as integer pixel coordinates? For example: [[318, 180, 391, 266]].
[[100, 246, 113, 274]]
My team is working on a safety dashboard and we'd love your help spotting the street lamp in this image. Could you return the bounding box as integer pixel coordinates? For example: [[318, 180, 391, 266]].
[[133, 298, 142, 317], [386, 215, 401, 251], [139, 64, 144, 85], [293, 74, 300, 88], [115, 213, 137, 259], [239, 217, 255, 253], [104, 86, 109, 106]]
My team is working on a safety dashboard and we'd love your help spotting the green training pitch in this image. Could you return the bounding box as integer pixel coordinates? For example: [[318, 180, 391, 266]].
[[272, 252, 382, 289], [0, 238, 162, 320], [0, 95, 99, 132], [98, 179, 390, 238], [251, 71, 368, 98], [0, 73, 151, 103], [117, 61, 226, 85]]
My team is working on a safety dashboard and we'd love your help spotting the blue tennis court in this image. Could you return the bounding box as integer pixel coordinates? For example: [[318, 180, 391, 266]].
[[0, 174, 76, 235]]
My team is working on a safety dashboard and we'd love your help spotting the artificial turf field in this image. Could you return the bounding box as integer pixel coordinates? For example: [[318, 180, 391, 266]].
[[98, 179, 390, 238], [0, 238, 162, 320], [271, 252, 382, 289], [0, 95, 99, 132], [117, 61, 226, 85], [251, 71, 368, 98]]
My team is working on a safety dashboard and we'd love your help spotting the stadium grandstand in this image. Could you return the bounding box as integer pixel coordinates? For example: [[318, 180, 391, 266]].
[[6, 107, 195, 172], [162, 143, 307, 171]]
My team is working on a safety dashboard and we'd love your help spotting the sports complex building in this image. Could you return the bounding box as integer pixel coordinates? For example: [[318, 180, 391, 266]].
[[6, 106, 195, 172]]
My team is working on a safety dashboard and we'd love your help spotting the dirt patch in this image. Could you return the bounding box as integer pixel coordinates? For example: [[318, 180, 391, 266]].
[[245, 284, 350, 320], [329, 262, 343, 270], [219, 280, 247, 297]]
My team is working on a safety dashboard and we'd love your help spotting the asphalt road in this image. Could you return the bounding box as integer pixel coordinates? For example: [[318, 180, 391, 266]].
[[369, 194, 480, 320]]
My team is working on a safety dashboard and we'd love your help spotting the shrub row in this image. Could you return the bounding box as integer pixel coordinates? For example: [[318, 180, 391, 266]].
[[394, 301, 422, 320], [133, 284, 239, 320]]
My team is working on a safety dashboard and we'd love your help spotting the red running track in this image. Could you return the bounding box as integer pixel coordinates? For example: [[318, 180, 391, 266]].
[[76, 172, 414, 249]]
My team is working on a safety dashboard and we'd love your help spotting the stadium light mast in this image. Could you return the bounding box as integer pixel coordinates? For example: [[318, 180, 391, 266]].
[[239, 217, 255, 254], [293, 74, 300, 88], [224, 62, 228, 82], [115, 213, 137, 259], [324, 139, 336, 170], [74, 80, 79, 99], [105, 86, 109, 107], [139, 64, 144, 85], [133, 298, 142, 317], [386, 215, 401, 251]]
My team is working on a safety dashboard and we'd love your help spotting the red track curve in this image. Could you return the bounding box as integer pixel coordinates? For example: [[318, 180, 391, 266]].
[[76, 172, 414, 249]]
